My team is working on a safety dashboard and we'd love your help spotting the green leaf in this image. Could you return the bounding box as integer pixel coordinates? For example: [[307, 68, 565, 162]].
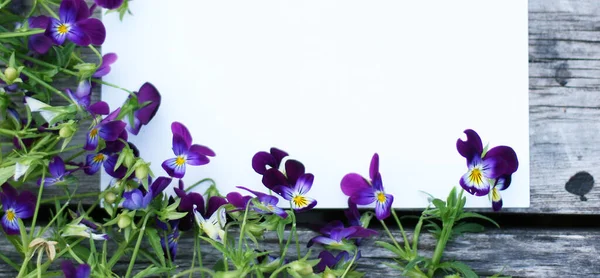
[[213, 258, 227, 272], [375, 241, 406, 258], [402, 256, 427, 276], [457, 212, 500, 228], [145, 228, 166, 267], [438, 261, 478, 278], [132, 266, 172, 278], [0, 165, 15, 185], [452, 222, 485, 238]]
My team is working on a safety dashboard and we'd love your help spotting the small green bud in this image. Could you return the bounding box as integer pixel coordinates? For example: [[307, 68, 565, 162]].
[[288, 260, 313, 276], [135, 163, 150, 181], [360, 212, 373, 228], [4, 67, 18, 83], [213, 270, 244, 278], [104, 192, 117, 204], [123, 149, 136, 168], [247, 223, 265, 238], [73, 63, 97, 79], [59, 124, 76, 138], [323, 268, 337, 278], [117, 213, 132, 229]]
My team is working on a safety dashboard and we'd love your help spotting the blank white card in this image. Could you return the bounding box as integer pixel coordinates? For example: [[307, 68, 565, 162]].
[[101, 1, 529, 209]]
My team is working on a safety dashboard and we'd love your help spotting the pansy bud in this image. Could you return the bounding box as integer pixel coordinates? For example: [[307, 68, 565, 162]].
[[135, 163, 150, 181], [117, 213, 132, 229], [73, 63, 97, 79], [4, 67, 18, 83], [360, 212, 373, 228], [59, 123, 77, 138], [121, 148, 136, 168], [323, 268, 337, 278], [288, 260, 314, 276], [246, 223, 265, 238], [104, 192, 117, 204], [213, 270, 244, 278]]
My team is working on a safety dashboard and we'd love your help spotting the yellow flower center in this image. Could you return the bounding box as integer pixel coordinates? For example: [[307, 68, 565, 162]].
[[175, 156, 186, 166], [468, 168, 484, 185], [57, 24, 69, 35], [292, 195, 308, 208], [376, 192, 387, 203], [93, 153, 105, 163], [90, 128, 99, 138], [5, 209, 16, 222]]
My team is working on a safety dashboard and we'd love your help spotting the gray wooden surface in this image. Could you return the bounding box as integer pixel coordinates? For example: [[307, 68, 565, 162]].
[[4, 0, 600, 277]]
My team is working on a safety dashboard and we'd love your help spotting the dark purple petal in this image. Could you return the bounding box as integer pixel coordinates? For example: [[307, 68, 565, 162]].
[[262, 168, 287, 193], [125, 116, 142, 135], [62, 261, 90, 278], [350, 188, 376, 206], [349, 227, 378, 239], [136, 83, 161, 124], [330, 227, 357, 242], [103, 130, 127, 153], [495, 175, 511, 191], [237, 186, 279, 206], [28, 34, 53, 54], [457, 129, 484, 164], [84, 153, 105, 175], [252, 151, 275, 175], [189, 144, 215, 157], [73, 0, 90, 21], [320, 220, 345, 236], [374, 194, 393, 220], [66, 24, 91, 46], [77, 18, 105, 45], [171, 122, 192, 149], [98, 121, 126, 141], [186, 150, 210, 166], [102, 108, 120, 122], [150, 177, 173, 199], [206, 196, 227, 217], [88, 101, 109, 116], [103, 155, 126, 179], [369, 153, 379, 181], [345, 200, 361, 227], [270, 148, 288, 167], [481, 154, 508, 180], [172, 135, 188, 157], [93, 53, 117, 78], [161, 158, 186, 179], [1, 214, 19, 235], [226, 192, 252, 209], [29, 15, 50, 28], [492, 189, 503, 212], [94, 0, 123, 10], [314, 251, 337, 273], [372, 173, 384, 192], [48, 156, 66, 178], [285, 159, 305, 185], [59, 0, 78, 23], [340, 173, 370, 197], [38, 177, 60, 187], [485, 146, 519, 175]]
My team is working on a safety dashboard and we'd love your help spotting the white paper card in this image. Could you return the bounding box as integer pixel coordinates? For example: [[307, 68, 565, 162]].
[[101, 1, 529, 209]]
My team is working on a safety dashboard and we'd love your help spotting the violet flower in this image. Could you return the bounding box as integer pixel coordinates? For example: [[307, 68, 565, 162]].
[[193, 201, 228, 242], [84, 151, 108, 175], [314, 251, 360, 273], [457, 129, 519, 211], [161, 122, 215, 178], [45, 0, 106, 47], [61, 261, 91, 278], [67, 81, 109, 116], [122, 177, 172, 210], [341, 153, 394, 220], [38, 156, 70, 186], [0, 183, 35, 235], [279, 173, 317, 211], [92, 53, 117, 78], [84, 109, 126, 151], [252, 147, 305, 194], [120, 83, 161, 135], [173, 180, 227, 231], [157, 220, 180, 261], [28, 16, 53, 54], [94, 0, 123, 10], [307, 221, 376, 250], [235, 186, 288, 218]]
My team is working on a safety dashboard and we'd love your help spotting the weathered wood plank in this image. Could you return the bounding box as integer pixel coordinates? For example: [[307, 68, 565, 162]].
[[0, 227, 598, 277]]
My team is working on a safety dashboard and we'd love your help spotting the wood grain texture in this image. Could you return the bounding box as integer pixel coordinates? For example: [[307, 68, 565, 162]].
[[0, 227, 598, 277]]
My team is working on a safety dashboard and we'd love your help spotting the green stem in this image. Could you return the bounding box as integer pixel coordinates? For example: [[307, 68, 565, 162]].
[[340, 249, 359, 278], [40, 192, 97, 204], [380, 219, 402, 254], [37, 198, 71, 237], [125, 213, 152, 278], [20, 68, 73, 104], [412, 216, 424, 254], [0, 251, 19, 270], [184, 178, 215, 192], [391, 209, 411, 252], [290, 211, 300, 259], [428, 220, 455, 277], [269, 262, 292, 278], [29, 172, 45, 240], [238, 202, 251, 251], [0, 0, 12, 10], [0, 29, 44, 39], [26, 0, 38, 18], [36, 250, 42, 278], [39, 1, 58, 18], [196, 233, 205, 278], [171, 268, 215, 278], [88, 45, 103, 62], [91, 79, 134, 94]]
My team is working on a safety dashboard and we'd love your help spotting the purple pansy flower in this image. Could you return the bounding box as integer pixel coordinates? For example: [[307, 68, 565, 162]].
[[38, 156, 70, 186], [252, 148, 305, 194], [122, 177, 172, 210], [314, 251, 360, 273], [61, 261, 91, 278], [94, 0, 123, 10], [457, 129, 519, 211], [225, 191, 253, 211], [344, 200, 361, 227], [28, 16, 53, 54], [92, 53, 117, 78], [341, 153, 394, 220], [307, 220, 376, 249], [0, 183, 36, 235], [279, 173, 317, 211], [193, 199, 228, 242], [234, 186, 288, 218], [157, 219, 180, 261], [173, 180, 227, 231], [45, 0, 106, 47], [161, 122, 215, 178], [84, 151, 108, 175], [84, 109, 126, 151], [121, 83, 161, 135], [67, 81, 109, 116]]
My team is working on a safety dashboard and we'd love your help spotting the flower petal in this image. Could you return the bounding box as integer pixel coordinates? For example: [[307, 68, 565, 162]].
[[294, 173, 314, 195], [456, 129, 483, 164], [77, 18, 105, 45], [84, 153, 105, 175], [150, 177, 172, 199], [103, 155, 126, 179], [350, 188, 376, 205], [172, 135, 188, 157], [285, 159, 305, 185], [83, 129, 99, 151], [186, 149, 210, 166], [46, 18, 67, 45], [136, 83, 161, 124], [375, 194, 393, 220], [59, 0, 78, 23], [252, 151, 276, 175], [48, 156, 66, 178], [340, 173, 370, 197], [93, 53, 118, 78], [161, 158, 186, 179], [171, 122, 192, 149], [485, 146, 519, 175], [122, 189, 144, 210], [226, 192, 252, 209], [279, 185, 294, 201], [94, 0, 123, 9], [307, 236, 338, 247], [206, 196, 228, 218], [1, 214, 20, 235], [344, 199, 361, 227], [270, 148, 288, 167], [369, 153, 379, 181], [460, 169, 490, 196], [491, 187, 503, 211], [88, 101, 110, 116], [495, 175, 512, 191], [28, 34, 53, 54], [293, 196, 317, 212], [66, 24, 91, 46], [262, 168, 287, 193], [190, 144, 215, 157]]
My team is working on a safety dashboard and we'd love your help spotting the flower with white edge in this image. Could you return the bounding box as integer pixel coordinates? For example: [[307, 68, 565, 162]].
[[193, 204, 226, 243]]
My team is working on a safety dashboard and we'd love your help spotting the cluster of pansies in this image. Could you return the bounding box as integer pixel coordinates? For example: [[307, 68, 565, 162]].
[[0, 0, 520, 277]]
